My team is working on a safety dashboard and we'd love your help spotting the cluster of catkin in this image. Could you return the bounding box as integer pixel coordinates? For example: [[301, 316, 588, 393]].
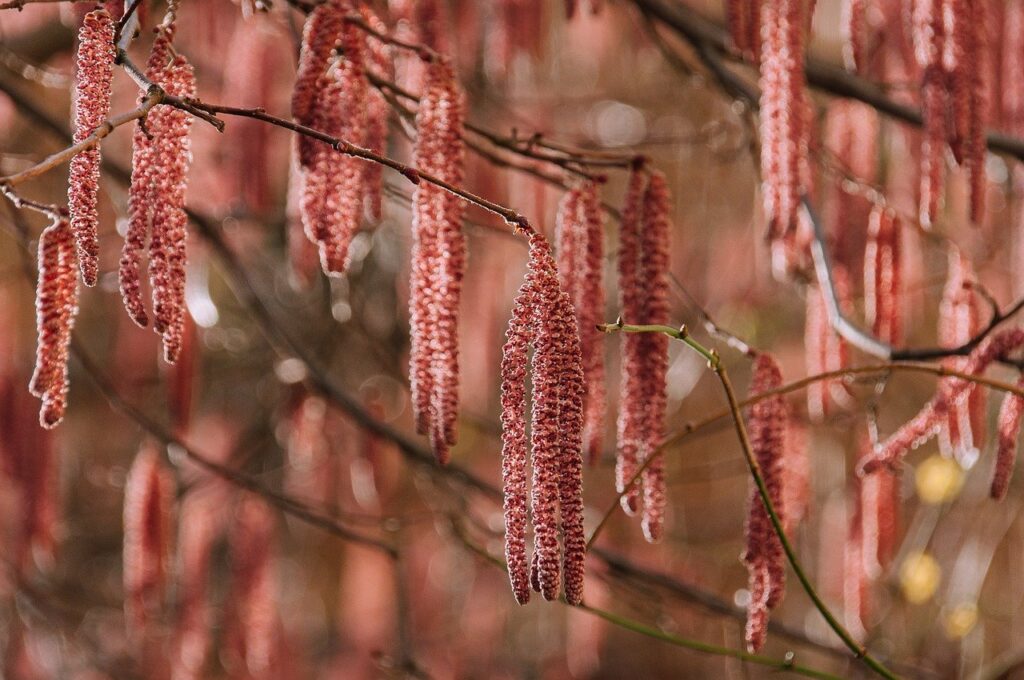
[[121, 22, 196, 364], [556, 180, 606, 464], [123, 440, 283, 676], [742, 353, 788, 652], [408, 59, 467, 464], [615, 167, 672, 543], [912, 0, 988, 227], [501, 233, 586, 606], [292, 1, 390, 277]]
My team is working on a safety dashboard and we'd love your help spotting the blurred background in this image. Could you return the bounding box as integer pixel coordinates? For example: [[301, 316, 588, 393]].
[[1, 1, 1024, 678]]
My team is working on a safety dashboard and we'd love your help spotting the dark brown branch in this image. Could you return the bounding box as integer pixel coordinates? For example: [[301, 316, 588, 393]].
[[632, 0, 1024, 163]]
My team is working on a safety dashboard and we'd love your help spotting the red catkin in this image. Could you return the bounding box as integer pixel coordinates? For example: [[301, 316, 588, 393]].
[[292, 0, 346, 168], [29, 217, 79, 429], [408, 59, 466, 464], [864, 205, 903, 346], [759, 0, 809, 248], [992, 381, 1024, 499], [743, 352, 787, 653], [68, 8, 116, 287], [122, 28, 196, 364], [615, 165, 648, 516], [556, 181, 607, 465], [171, 489, 221, 680], [300, 20, 369, 276], [123, 443, 174, 639], [937, 250, 985, 465], [858, 431, 899, 578], [361, 7, 394, 223], [637, 171, 671, 543], [225, 497, 280, 678], [841, 0, 868, 73], [500, 234, 586, 605], [805, 267, 853, 422], [913, 0, 946, 228]]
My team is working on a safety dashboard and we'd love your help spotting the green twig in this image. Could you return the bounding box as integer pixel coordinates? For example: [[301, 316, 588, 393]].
[[598, 322, 900, 680]]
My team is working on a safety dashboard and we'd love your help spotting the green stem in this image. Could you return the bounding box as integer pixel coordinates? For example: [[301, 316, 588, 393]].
[[578, 603, 845, 680], [600, 323, 900, 680]]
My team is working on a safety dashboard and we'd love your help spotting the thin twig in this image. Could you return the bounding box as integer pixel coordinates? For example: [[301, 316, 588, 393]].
[[597, 322, 899, 679]]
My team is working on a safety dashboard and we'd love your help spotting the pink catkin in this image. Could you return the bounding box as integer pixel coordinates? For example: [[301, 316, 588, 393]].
[[861, 328, 1024, 474], [913, 0, 946, 228], [300, 21, 369, 276], [407, 60, 467, 464], [864, 205, 903, 346], [123, 443, 174, 639], [361, 8, 394, 223], [637, 171, 671, 543], [150, 54, 196, 364], [171, 490, 221, 680], [615, 165, 648, 516], [938, 250, 985, 464], [805, 267, 853, 422], [500, 234, 586, 605], [291, 0, 346, 168], [841, 0, 868, 73], [992, 381, 1024, 499], [858, 432, 899, 578], [29, 218, 79, 428], [68, 9, 115, 287], [743, 353, 787, 652], [225, 498, 280, 679], [759, 0, 809, 248], [121, 29, 174, 329]]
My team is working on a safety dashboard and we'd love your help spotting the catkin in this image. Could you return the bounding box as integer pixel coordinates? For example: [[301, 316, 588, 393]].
[[123, 443, 174, 638], [122, 27, 196, 364], [292, 0, 346, 168], [864, 206, 903, 346], [992, 382, 1024, 499], [500, 234, 586, 605], [743, 352, 787, 653], [30, 217, 79, 429], [408, 59, 467, 464], [556, 181, 607, 465], [300, 21, 369, 276], [68, 9, 116, 287]]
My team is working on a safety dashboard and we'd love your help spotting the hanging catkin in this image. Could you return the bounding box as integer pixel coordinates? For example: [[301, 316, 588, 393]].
[[300, 20, 369, 275], [992, 381, 1024, 499], [500, 233, 585, 605], [864, 205, 903, 346], [408, 59, 466, 464], [726, 0, 761, 62], [123, 443, 174, 638], [556, 180, 606, 465], [743, 352, 787, 653], [292, 0, 346, 168], [68, 8, 115, 287], [30, 217, 79, 429], [937, 250, 985, 465], [361, 7, 394, 223], [121, 22, 196, 364], [758, 0, 809, 247], [636, 171, 671, 543], [615, 164, 648, 516], [805, 267, 852, 422]]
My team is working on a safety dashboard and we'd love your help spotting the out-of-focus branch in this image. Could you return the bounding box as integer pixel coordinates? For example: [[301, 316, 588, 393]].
[[631, 0, 1024, 163], [446, 516, 844, 680]]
